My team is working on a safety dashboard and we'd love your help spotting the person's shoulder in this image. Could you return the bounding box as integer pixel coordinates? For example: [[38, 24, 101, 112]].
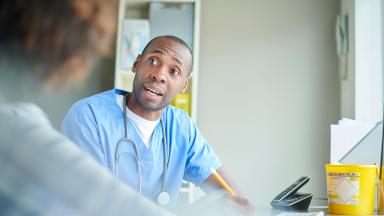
[[0, 102, 49, 122], [70, 89, 115, 111], [164, 105, 188, 116], [0, 102, 51, 135], [78, 89, 115, 105], [163, 106, 192, 124]]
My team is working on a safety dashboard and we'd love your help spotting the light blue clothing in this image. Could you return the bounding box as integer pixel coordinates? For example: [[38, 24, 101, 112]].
[[0, 102, 173, 216], [61, 89, 222, 204]]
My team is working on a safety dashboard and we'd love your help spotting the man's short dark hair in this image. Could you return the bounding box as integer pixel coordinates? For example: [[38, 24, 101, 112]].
[[141, 35, 193, 75]]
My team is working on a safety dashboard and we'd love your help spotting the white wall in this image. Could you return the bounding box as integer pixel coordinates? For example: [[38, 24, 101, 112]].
[[341, 0, 384, 123], [198, 0, 340, 205], [354, 0, 383, 123]]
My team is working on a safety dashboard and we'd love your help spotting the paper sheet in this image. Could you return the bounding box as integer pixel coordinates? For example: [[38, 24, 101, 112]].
[[330, 118, 376, 163]]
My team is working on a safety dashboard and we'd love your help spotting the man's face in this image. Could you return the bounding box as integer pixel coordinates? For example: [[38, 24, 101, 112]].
[[131, 38, 192, 112]]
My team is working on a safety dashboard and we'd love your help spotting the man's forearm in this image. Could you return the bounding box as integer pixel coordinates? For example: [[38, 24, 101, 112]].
[[203, 166, 242, 196]]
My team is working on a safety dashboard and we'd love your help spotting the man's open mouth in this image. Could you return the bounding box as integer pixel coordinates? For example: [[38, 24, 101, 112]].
[[144, 86, 163, 96]]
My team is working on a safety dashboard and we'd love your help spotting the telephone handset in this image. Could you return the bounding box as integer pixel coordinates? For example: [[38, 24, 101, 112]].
[[270, 176, 312, 211]]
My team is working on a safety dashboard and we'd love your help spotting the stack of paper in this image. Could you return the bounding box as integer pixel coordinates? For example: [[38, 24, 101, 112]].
[[330, 118, 376, 163]]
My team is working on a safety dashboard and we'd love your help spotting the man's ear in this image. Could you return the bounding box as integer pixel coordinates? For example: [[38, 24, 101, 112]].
[[131, 55, 141, 73], [180, 79, 189, 93]]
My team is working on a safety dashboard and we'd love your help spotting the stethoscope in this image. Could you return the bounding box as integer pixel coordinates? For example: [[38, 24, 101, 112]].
[[114, 92, 171, 206]]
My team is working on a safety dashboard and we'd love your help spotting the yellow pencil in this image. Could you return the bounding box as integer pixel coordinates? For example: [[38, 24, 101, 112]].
[[210, 167, 237, 197]]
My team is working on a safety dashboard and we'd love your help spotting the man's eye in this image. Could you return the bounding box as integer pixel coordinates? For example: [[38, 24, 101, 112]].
[[147, 58, 158, 65], [170, 69, 181, 76]]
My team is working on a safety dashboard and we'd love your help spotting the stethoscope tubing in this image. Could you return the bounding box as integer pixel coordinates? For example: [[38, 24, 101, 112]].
[[114, 138, 142, 192], [114, 93, 170, 205]]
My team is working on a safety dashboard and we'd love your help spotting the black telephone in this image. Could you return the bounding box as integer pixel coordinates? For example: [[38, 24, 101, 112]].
[[270, 176, 313, 211]]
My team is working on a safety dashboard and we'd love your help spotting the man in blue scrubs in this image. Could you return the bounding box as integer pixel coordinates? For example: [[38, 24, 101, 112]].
[[61, 35, 253, 212]]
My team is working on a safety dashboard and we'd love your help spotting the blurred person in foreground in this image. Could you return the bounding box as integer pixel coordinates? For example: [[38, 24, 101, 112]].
[[0, 0, 173, 215]]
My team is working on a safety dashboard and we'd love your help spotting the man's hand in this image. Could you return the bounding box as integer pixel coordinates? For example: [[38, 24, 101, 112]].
[[227, 195, 255, 215], [203, 166, 255, 215]]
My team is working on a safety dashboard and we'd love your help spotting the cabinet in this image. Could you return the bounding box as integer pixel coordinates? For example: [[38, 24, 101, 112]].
[[114, 0, 201, 203]]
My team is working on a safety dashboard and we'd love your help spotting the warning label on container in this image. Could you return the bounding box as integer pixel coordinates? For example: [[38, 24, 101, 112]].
[[327, 172, 360, 205]]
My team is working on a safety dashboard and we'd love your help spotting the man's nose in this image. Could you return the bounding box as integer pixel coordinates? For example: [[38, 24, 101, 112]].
[[150, 66, 167, 83]]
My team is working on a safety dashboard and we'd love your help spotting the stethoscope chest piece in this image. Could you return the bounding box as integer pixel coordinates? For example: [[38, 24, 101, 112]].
[[157, 191, 171, 206]]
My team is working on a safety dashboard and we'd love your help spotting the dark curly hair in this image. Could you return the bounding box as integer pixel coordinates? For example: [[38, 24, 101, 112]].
[[0, 0, 117, 85]]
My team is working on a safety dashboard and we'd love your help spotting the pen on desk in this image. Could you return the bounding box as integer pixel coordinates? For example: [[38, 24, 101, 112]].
[[210, 167, 237, 197]]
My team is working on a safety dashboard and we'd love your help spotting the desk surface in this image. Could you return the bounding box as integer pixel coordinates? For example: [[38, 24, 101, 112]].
[[214, 205, 380, 216], [254, 205, 379, 216], [177, 192, 380, 216]]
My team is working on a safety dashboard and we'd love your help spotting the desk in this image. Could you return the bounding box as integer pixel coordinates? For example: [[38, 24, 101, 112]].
[[253, 205, 325, 215], [175, 192, 381, 216], [190, 205, 380, 216], [254, 205, 380, 216]]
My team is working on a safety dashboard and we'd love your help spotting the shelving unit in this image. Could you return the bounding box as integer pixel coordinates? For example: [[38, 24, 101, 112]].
[[114, 0, 201, 203]]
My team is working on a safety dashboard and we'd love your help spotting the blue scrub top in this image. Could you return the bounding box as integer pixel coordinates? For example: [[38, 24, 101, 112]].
[[61, 89, 222, 203]]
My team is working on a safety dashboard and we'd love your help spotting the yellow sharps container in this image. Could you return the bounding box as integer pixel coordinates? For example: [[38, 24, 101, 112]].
[[325, 164, 377, 215]]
